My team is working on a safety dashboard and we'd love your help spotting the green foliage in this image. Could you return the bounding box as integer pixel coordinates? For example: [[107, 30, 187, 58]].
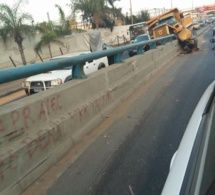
[[124, 10, 151, 25], [125, 15, 132, 25], [134, 10, 150, 23], [70, 0, 123, 30], [0, 28, 10, 44], [34, 31, 57, 52], [0, 0, 35, 65], [106, 0, 124, 20], [92, 17, 115, 31], [34, 4, 73, 57], [34, 22, 64, 57], [207, 11, 215, 15], [54, 4, 71, 36]]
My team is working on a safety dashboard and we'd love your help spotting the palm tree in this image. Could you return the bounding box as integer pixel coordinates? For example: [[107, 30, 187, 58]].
[[71, 0, 108, 29], [106, 0, 123, 20], [54, 4, 71, 36], [0, 0, 34, 65], [34, 22, 64, 58], [71, 0, 123, 29], [136, 10, 150, 23]]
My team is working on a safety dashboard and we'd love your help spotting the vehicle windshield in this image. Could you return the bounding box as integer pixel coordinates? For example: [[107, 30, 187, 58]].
[[148, 16, 177, 37], [129, 22, 148, 41], [166, 17, 177, 25], [134, 35, 149, 43], [155, 16, 177, 26]]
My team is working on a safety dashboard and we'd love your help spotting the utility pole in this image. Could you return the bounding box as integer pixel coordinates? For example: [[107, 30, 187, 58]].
[[171, 0, 173, 9], [47, 12, 50, 22], [130, 0, 134, 24]]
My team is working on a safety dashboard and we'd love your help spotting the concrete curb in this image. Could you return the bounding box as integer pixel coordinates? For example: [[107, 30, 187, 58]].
[[0, 88, 23, 99]]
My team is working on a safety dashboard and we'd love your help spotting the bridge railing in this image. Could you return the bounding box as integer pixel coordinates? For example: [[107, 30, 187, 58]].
[[0, 35, 176, 84]]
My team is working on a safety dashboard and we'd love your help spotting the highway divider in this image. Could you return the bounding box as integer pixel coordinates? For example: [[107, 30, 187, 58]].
[[0, 40, 180, 195]]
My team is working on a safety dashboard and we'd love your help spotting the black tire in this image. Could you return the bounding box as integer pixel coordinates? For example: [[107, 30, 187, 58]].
[[98, 63, 106, 70], [107, 55, 114, 65], [64, 76, 73, 82], [129, 50, 134, 57], [25, 89, 34, 95], [144, 45, 150, 52]]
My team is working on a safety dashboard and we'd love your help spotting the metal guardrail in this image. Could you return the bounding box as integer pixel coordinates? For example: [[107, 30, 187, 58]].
[[0, 35, 176, 84]]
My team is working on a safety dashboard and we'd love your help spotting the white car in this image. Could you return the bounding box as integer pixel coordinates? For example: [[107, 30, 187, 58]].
[[22, 52, 109, 95], [162, 80, 215, 195]]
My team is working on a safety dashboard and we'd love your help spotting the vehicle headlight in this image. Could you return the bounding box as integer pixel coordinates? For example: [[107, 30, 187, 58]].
[[51, 79, 62, 86], [22, 81, 30, 88]]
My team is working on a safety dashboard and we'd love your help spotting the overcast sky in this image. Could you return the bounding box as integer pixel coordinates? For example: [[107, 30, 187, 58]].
[[0, 0, 215, 23]]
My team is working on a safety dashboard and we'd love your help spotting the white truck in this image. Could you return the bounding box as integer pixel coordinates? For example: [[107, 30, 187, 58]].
[[22, 31, 109, 95]]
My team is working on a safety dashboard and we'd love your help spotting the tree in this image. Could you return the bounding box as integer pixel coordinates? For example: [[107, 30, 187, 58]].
[[34, 22, 64, 58], [135, 10, 150, 23], [35, 4, 74, 59], [207, 11, 215, 15], [106, 0, 124, 21], [54, 4, 71, 36], [71, 0, 104, 29], [70, 0, 121, 29], [125, 14, 131, 25], [0, 0, 34, 65]]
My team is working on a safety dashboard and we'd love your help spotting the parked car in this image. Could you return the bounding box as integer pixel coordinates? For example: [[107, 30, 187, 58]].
[[129, 34, 151, 57], [162, 80, 215, 195], [206, 17, 215, 24], [197, 20, 205, 27], [193, 21, 201, 30], [22, 52, 109, 95]]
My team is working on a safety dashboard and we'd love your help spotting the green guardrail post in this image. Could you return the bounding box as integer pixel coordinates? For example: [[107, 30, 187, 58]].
[[161, 39, 166, 45], [168, 37, 172, 42], [137, 46, 143, 55], [72, 64, 81, 79], [114, 53, 122, 63], [151, 42, 157, 49]]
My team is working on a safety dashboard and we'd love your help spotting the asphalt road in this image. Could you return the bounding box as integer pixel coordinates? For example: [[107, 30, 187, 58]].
[[28, 25, 214, 195]]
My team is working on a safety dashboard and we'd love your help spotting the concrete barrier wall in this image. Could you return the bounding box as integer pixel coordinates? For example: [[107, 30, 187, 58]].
[[0, 40, 180, 195]]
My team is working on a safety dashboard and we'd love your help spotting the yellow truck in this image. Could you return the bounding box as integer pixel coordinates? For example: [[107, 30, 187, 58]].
[[146, 8, 198, 53]]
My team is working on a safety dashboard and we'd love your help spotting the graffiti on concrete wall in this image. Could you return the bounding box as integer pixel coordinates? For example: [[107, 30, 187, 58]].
[[0, 90, 112, 181], [67, 90, 111, 125], [0, 124, 62, 180], [0, 94, 62, 133]]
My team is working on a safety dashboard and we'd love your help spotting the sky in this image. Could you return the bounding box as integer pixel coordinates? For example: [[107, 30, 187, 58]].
[[0, 0, 215, 23]]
